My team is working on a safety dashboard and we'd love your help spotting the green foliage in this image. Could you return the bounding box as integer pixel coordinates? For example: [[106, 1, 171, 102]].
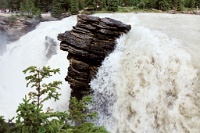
[[80, 0, 99, 10], [70, 0, 79, 15], [51, 0, 63, 18], [70, 122, 108, 133], [0, 66, 109, 133], [107, 0, 118, 11], [0, 0, 20, 10], [15, 66, 64, 133], [0, 116, 10, 133], [177, 0, 184, 10], [0, 0, 199, 15], [64, 96, 108, 133], [35, 9, 42, 19], [20, 0, 41, 18], [22, 66, 61, 103], [85, 0, 95, 9], [60, 0, 70, 11], [0, 0, 7, 9], [196, 0, 200, 6], [68, 96, 97, 124], [184, 0, 195, 7], [35, 0, 52, 12]]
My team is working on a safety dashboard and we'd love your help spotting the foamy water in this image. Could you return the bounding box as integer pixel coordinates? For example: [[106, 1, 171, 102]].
[[91, 13, 200, 133], [0, 15, 77, 120], [0, 13, 200, 133]]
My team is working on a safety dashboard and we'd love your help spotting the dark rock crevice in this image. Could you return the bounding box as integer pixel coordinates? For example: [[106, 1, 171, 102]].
[[58, 14, 131, 100]]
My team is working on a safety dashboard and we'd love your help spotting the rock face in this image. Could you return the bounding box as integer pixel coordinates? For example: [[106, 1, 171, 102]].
[[58, 14, 131, 100], [0, 16, 39, 54]]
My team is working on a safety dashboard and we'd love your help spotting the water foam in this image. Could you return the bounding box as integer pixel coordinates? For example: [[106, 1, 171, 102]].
[[91, 26, 200, 132], [0, 16, 77, 120], [0, 13, 200, 132]]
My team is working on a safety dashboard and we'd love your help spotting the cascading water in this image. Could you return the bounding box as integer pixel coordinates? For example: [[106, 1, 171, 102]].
[[0, 13, 200, 133], [0, 30, 9, 54], [90, 13, 200, 133], [0, 15, 78, 120]]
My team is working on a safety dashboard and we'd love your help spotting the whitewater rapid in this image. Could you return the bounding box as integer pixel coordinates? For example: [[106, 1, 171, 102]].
[[0, 13, 200, 133], [0, 15, 77, 120], [90, 13, 200, 133]]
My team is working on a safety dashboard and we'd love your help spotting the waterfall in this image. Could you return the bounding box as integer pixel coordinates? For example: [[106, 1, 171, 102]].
[[90, 13, 200, 133], [0, 13, 200, 133], [0, 31, 9, 54], [0, 15, 77, 120]]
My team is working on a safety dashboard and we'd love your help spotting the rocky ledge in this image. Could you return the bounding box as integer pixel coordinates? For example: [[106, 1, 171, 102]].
[[0, 16, 40, 53], [58, 14, 131, 100], [0, 16, 40, 40]]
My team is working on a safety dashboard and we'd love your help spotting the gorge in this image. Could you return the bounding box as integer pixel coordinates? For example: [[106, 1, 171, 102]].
[[0, 13, 200, 133]]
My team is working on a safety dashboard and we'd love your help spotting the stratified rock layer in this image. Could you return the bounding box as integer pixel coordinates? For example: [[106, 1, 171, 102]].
[[58, 14, 131, 100]]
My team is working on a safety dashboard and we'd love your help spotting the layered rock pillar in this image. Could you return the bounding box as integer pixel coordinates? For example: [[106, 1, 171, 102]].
[[58, 14, 131, 100]]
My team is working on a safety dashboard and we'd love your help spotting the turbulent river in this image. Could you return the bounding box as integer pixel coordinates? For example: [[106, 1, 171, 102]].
[[0, 13, 200, 133]]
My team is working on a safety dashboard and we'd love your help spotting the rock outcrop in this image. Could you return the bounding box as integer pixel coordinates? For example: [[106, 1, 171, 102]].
[[45, 36, 59, 58], [0, 16, 40, 54], [58, 14, 131, 100]]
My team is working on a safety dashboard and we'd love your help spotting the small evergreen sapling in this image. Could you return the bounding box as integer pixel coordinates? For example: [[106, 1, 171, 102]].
[[15, 66, 67, 132], [14, 66, 109, 133]]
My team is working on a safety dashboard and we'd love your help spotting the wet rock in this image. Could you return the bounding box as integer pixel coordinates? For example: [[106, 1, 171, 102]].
[[58, 14, 131, 100], [45, 36, 58, 58], [0, 16, 40, 54]]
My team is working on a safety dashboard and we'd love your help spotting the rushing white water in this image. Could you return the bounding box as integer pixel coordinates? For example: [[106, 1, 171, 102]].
[[0, 15, 78, 120], [90, 13, 200, 133], [0, 13, 200, 133]]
